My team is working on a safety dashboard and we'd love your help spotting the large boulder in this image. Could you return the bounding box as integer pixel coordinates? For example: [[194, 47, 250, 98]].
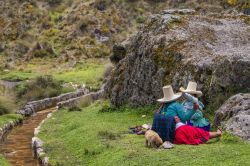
[[214, 93, 250, 141], [105, 10, 250, 106]]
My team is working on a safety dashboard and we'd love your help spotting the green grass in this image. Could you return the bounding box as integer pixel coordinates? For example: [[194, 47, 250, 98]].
[[0, 114, 23, 128], [0, 155, 9, 166], [53, 62, 107, 89], [0, 58, 109, 89], [0, 70, 37, 81], [39, 101, 250, 166]]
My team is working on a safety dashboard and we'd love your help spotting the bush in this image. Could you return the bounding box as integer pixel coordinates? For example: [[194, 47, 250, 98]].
[[136, 16, 146, 24], [45, 0, 63, 6], [16, 75, 63, 103], [68, 106, 82, 112], [0, 104, 9, 115], [0, 96, 16, 115]]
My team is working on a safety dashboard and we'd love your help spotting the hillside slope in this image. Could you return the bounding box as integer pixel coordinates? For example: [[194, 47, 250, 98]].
[[0, 0, 249, 69]]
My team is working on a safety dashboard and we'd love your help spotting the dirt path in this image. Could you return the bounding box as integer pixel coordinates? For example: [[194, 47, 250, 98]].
[[0, 108, 54, 166]]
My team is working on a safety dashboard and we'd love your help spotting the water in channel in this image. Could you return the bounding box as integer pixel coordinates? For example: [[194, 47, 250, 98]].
[[0, 108, 53, 166]]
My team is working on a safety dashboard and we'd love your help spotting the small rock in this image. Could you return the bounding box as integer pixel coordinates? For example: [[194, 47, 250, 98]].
[[163, 9, 196, 15]]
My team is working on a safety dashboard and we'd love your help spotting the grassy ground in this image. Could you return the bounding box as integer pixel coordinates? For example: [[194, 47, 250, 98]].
[[0, 114, 23, 128], [0, 155, 9, 166], [39, 101, 250, 166], [53, 62, 107, 89], [0, 58, 110, 89]]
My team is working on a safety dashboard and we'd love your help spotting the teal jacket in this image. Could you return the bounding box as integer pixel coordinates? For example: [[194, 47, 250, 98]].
[[160, 102, 195, 123], [182, 100, 209, 127]]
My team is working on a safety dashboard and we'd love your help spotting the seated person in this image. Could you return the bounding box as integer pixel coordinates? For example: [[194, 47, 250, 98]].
[[174, 116, 221, 145], [152, 85, 197, 148], [157, 85, 197, 123], [180, 81, 210, 131]]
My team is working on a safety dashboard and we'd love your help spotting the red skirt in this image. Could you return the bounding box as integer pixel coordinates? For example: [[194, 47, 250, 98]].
[[174, 125, 209, 145]]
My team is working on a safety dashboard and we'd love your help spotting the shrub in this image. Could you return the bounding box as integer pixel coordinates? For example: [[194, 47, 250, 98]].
[[0, 96, 16, 115], [16, 75, 63, 103], [98, 130, 121, 140], [45, 0, 63, 6], [136, 16, 146, 24], [68, 106, 82, 112], [94, 0, 108, 11], [0, 104, 9, 115], [79, 95, 93, 108]]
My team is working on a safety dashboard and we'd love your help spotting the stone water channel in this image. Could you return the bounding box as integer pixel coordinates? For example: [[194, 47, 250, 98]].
[[0, 80, 98, 165], [0, 108, 54, 166]]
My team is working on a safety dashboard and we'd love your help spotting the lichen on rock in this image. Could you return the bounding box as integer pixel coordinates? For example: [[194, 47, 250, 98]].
[[105, 10, 250, 107], [214, 93, 250, 141]]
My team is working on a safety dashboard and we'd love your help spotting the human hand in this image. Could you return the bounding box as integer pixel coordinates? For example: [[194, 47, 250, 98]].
[[193, 103, 200, 110]]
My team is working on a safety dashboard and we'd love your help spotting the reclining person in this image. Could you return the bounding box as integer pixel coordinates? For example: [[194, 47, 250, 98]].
[[174, 116, 221, 145]]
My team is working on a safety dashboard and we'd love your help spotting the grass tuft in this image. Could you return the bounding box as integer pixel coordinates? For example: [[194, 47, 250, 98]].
[[68, 106, 82, 112], [98, 130, 121, 141], [0, 96, 17, 115]]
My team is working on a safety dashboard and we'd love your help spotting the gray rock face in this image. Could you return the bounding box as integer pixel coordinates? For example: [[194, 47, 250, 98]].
[[214, 93, 250, 141], [163, 9, 196, 15], [105, 10, 250, 106]]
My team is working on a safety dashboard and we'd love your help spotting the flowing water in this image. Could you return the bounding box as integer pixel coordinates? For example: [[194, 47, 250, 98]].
[[0, 108, 53, 166]]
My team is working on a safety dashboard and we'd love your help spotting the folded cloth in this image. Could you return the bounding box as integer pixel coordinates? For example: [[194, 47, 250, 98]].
[[151, 114, 176, 142], [129, 126, 146, 135], [174, 125, 209, 145]]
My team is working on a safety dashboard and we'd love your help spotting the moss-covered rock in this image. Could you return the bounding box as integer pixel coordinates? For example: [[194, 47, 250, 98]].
[[105, 10, 250, 107]]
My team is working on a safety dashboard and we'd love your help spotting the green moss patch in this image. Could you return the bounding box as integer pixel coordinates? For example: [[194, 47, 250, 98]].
[[0, 114, 23, 128]]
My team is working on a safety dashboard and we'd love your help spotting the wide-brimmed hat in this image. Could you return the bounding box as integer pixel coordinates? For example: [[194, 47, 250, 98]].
[[157, 85, 182, 103], [179, 81, 202, 97]]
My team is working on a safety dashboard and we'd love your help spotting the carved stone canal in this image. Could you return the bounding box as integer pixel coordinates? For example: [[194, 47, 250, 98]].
[[0, 109, 52, 166]]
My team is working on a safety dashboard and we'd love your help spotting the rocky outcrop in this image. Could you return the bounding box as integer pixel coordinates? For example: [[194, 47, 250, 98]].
[[17, 88, 89, 116], [105, 10, 250, 106], [214, 93, 250, 141], [2, 0, 248, 68]]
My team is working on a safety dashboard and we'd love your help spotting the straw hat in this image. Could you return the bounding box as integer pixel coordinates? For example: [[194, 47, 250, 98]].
[[179, 81, 202, 97], [157, 85, 182, 103]]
